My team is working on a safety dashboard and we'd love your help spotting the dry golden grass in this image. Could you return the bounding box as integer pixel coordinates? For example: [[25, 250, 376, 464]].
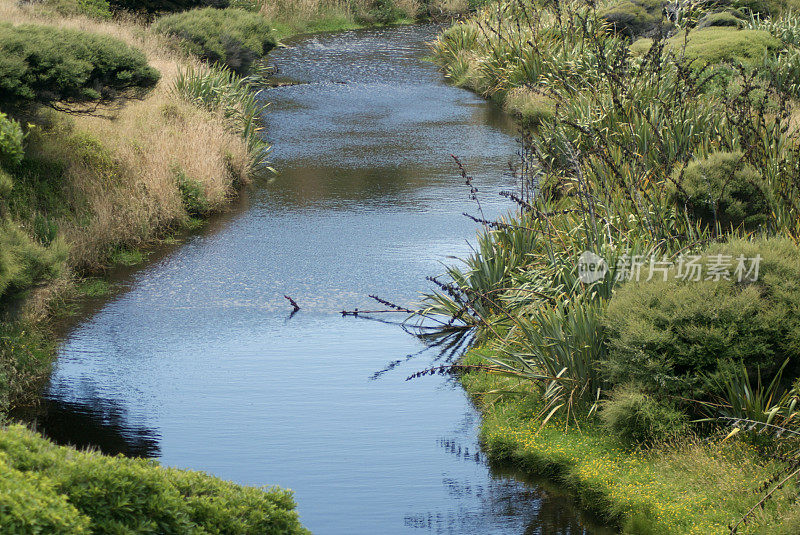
[[0, 0, 251, 278]]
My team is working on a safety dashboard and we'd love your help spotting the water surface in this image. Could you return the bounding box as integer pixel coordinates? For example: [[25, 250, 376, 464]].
[[30, 24, 611, 535]]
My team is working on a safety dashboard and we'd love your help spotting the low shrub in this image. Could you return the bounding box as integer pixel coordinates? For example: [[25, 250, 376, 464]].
[[0, 23, 160, 109], [695, 11, 744, 29], [357, 0, 409, 25], [174, 166, 209, 216], [0, 424, 309, 534], [0, 112, 24, 169], [0, 219, 67, 302], [601, 385, 688, 447], [42, 0, 113, 19], [0, 456, 89, 534], [502, 88, 555, 128], [603, 237, 800, 402], [0, 323, 55, 413], [666, 27, 781, 67], [109, 0, 229, 13], [668, 151, 772, 231], [600, 0, 666, 38], [154, 8, 276, 73]]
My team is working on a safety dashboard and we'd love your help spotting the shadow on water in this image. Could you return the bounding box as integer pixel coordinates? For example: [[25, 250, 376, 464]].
[[14, 393, 161, 458]]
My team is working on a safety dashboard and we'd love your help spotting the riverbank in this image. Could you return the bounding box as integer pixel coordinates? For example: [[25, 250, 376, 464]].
[[425, 0, 800, 532], [459, 351, 799, 533]]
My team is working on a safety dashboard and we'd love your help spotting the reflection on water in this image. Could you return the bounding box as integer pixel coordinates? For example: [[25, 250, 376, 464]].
[[26, 24, 615, 535]]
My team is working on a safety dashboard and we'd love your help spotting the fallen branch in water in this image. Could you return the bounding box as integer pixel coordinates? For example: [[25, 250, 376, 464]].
[[284, 295, 300, 312]]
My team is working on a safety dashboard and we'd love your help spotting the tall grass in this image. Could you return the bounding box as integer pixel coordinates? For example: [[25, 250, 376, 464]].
[[173, 64, 272, 170]]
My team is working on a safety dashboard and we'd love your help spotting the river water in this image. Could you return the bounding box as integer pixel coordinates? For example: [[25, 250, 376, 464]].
[[27, 24, 611, 535]]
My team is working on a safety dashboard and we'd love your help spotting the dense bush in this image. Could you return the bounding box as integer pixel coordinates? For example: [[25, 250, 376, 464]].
[[42, 0, 113, 19], [0, 219, 66, 301], [0, 23, 160, 109], [668, 151, 772, 231], [0, 456, 90, 534], [601, 385, 688, 447], [603, 237, 800, 401], [0, 424, 309, 534], [695, 11, 744, 29], [0, 112, 24, 170], [600, 0, 666, 38], [669, 27, 780, 67], [154, 8, 276, 73], [109, 0, 229, 13]]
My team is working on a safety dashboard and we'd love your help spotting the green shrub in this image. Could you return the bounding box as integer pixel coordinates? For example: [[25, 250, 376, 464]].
[[174, 167, 209, 216], [695, 11, 744, 29], [0, 23, 160, 109], [109, 0, 229, 13], [0, 424, 309, 534], [665, 28, 781, 67], [601, 385, 688, 447], [603, 237, 800, 402], [0, 169, 12, 198], [0, 456, 90, 534], [154, 8, 276, 73], [600, 0, 666, 38], [358, 0, 409, 25], [0, 219, 66, 301], [43, 0, 113, 19], [0, 322, 55, 413], [668, 151, 772, 231], [0, 112, 24, 169]]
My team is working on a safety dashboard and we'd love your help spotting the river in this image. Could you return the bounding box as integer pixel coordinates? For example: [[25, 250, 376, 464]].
[[27, 24, 610, 535]]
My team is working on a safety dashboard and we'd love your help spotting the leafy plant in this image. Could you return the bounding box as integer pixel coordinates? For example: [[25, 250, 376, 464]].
[[154, 8, 276, 74], [0, 23, 160, 109], [0, 112, 24, 169], [173, 63, 271, 168], [601, 384, 688, 447]]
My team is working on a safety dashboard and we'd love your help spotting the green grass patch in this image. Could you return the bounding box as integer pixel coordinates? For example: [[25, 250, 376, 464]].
[[108, 247, 147, 267], [74, 277, 113, 298]]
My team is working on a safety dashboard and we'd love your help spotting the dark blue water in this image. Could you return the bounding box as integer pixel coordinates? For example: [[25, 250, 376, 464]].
[[29, 24, 611, 535]]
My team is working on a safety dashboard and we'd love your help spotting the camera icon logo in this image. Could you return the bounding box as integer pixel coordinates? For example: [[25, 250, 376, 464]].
[[577, 251, 608, 283]]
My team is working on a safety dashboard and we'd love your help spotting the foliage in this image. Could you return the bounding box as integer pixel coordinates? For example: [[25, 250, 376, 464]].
[[154, 8, 276, 74], [668, 151, 772, 231], [109, 0, 229, 13], [695, 10, 744, 29], [357, 0, 410, 24], [459, 350, 799, 533], [42, 0, 112, 19], [174, 166, 209, 216], [666, 28, 781, 67], [0, 219, 67, 302], [0, 424, 309, 534], [600, 0, 666, 38], [600, 385, 688, 447], [0, 112, 24, 170], [0, 323, 55, 414], [173, 63, 271, 168], [0, 23, 160, 109], [603, 237, 800, 402]]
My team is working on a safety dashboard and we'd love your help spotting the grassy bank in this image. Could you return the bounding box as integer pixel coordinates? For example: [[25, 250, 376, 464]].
[[420, 0, 800, 532], [459, 352, 799, 533], [0, 0, 261, 412]]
